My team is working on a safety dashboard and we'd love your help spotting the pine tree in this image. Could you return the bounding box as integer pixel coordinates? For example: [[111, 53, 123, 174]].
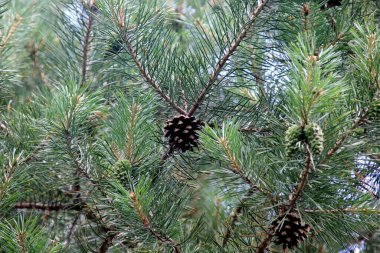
[[1, 0, 380, 252]]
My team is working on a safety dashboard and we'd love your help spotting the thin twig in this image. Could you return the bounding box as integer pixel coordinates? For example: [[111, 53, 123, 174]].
[[219, 137, 274, 246], [81, 3, 95, 87], [66, 213, 81, 246], [0, 15, 23, 55], [187, 0, 269, 116], [98, 230, 117, 253], [305, 207, 380, 214], [222, 189, 253, 247], [14, 202, 79, 211], [326, 109, 368, 157], [119, 17, 186, 115], [130, 192, 183, 253]]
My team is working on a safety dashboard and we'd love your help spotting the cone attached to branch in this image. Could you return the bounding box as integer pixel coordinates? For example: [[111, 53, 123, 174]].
[[164, 115, 204, 153], [271, 209, 311, 250], [285, 123, 324, 158], [285, 124, 304, 158], [304, 123, 324, 155]]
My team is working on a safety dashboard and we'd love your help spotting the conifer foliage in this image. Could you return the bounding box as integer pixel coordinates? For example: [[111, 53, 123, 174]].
[[0, 0, 380, 252]]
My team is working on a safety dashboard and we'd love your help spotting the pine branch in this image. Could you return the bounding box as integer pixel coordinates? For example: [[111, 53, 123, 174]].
[[256, 144, 313, 253], [17, 232, 27, 253], [219, 136, 274, 246], [119, 19, 186, 115], [14, 202, 79, 211], [222, 189, 253, 247], [129, 192, 183, 253], [219, 137, 270, 196], [66, 212, 81, 245], [305, 208, 380, 214], [326, 109, 368, 157], [187, 0, 269, 116], [80, 2, 95, 87], [0, 14, 22, 54], [354, 170, 379, 200], [97, 230, 117, 253]]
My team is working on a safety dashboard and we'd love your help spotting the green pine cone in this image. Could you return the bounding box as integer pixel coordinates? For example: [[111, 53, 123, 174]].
[[368, 99, 380, 121], [112, 159, 132, 182], [304, 123, 324, 155], [285, 124, 303, 158]]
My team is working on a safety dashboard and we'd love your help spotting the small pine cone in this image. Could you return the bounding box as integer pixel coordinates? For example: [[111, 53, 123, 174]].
[[271, 209, 311, 250], [304, 123, 324, 155], [327, 0, 342, 8], [113, 159, 132, 183], [368, 98, 380, 121], [285, 125, 304, 158], [164, 115, 204, 153], [321, 0, 342, 10]]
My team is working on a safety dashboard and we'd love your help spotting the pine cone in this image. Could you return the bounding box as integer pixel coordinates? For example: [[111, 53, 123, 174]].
[[271, 209, 311, 250], [327, 0, 342, 8], [285, 125, 304, 158], [164, 115, 204, 153], [368, 97, 380, 121], [321, 0, 342, 10], [304, 123, 324, 155], [113, 159, 132, 183]]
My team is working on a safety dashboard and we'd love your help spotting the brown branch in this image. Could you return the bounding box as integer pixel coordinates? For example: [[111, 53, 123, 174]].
[[222, 189, 253, 247], [81, 2, 95, 87], [219, 137, 271, 196], [326, 109, 368, 157], [187, 0, 269, 116], [17, 232, 28, 253], [66, 213, 81, 246], [98, 231, 117, 253], [14, 202, 79, 211], [0, 15, 23, 55], [130, 192, 183, 253], [240, 127, 272, 134], [305, 207, 380, 214], [119, 17, 186, 115], [353, 170, 379, 200], [219, 137, 274, 246], [256, 144, 313, 253]]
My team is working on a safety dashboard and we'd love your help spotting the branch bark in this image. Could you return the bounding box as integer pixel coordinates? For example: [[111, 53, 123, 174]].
[[81, 3, 95, 87], [187, 0, 269, 116], [130, 192, 183, 253], [326, 109, 368, 157], [119, 27, 186, 115]]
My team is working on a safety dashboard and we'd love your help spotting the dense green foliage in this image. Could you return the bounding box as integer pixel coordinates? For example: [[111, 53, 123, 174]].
[[0, 0, 379, 252]]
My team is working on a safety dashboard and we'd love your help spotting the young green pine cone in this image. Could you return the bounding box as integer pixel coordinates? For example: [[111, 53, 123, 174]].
[[304, 123, 324, 155], [112, 159, 132, 183], [368, 97, 380, 121], [285, 125, 304, 158]]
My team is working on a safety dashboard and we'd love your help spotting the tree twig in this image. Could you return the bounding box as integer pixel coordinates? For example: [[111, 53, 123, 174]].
[[305, 207, 380, 214], [80, 2, 95, 87], [130, 192, 183, 253], [219, 137, 274, 246], [187, 0, 269, 116], [118, 12, 186, 115], [326, 109, 368, 157]]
